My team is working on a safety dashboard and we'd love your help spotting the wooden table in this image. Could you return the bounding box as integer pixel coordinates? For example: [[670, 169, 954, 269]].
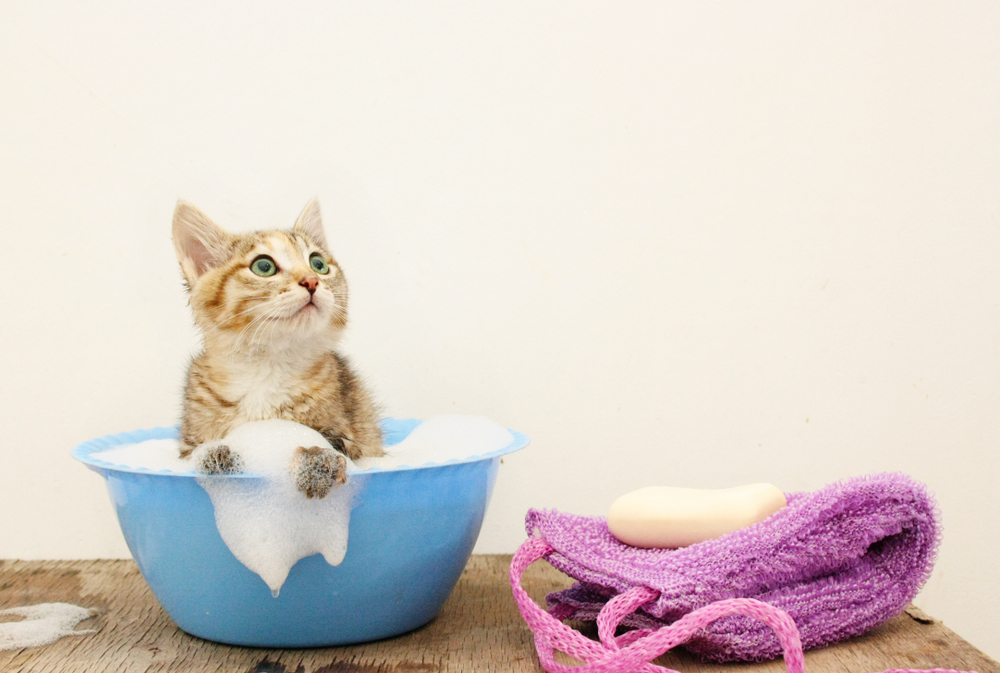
[[1, 556, 996, 673]]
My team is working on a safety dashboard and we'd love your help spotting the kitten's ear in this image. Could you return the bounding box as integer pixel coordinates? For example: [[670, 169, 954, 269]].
[[293, 198, 328, 250], [172, 201, 235, 287]]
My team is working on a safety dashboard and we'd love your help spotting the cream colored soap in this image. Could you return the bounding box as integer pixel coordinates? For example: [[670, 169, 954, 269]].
[[607, 483, 787, 549]]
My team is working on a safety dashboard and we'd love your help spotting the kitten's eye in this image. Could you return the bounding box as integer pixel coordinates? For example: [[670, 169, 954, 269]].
[[310, 254, 330, 274], [250, 256, 278, 277]]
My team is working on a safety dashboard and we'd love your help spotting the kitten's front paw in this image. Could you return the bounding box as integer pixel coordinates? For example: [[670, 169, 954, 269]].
[[292, 446, 347, 499], [197, 444, 244, 474]]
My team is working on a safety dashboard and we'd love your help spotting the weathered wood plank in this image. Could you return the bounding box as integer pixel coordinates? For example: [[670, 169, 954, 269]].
[[0, 556, 997, 673]]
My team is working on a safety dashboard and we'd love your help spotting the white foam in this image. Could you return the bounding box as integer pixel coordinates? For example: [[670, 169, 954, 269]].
[[198, 471, 361, 595], [0, 603, 96, 651], [358, 414, 514, 470], [91, 415, 514, 594], [92, 438, 192, 473]]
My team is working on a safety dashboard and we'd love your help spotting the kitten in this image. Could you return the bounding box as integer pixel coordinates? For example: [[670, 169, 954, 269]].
[[172, 199, 383, 498]]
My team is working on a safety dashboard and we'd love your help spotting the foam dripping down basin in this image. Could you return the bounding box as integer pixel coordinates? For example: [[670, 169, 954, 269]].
[[72, 417, 529, 647]]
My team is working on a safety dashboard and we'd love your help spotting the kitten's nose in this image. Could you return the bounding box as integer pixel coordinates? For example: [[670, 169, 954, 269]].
[[299, 277, 318, 294]]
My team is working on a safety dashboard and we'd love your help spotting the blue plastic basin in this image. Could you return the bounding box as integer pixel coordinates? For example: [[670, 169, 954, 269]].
[[72, 418, 528, 647]]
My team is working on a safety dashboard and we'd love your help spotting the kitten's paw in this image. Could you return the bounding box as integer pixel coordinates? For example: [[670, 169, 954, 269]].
[[292, 446, 347, 499], [196, 444, 244, 474]]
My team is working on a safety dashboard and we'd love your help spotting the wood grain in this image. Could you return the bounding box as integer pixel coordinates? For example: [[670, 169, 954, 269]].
[[0, 556, 996, 673]]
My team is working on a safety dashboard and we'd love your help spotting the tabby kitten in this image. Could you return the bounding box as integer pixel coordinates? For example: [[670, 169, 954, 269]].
[[172, 199, 383, 498]]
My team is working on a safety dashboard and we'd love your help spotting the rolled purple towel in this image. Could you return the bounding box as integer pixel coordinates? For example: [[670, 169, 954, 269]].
[[527, 472, 940, 663]]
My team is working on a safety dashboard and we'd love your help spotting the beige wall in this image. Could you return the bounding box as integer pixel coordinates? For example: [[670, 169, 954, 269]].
[[1, 1, 997, 660]]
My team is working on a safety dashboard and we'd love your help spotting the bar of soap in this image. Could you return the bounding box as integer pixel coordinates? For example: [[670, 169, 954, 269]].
[[607, 483, 787, 549]]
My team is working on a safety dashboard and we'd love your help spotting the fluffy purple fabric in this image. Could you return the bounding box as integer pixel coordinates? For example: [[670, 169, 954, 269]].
[[526, 473, 940, 663]]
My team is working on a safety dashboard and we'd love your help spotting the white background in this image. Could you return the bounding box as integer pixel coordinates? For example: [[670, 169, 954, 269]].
[[1, 1, 998, 660]]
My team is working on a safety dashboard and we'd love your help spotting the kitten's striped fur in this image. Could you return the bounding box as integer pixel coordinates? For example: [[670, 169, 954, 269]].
[[173, 199, 383, 496]]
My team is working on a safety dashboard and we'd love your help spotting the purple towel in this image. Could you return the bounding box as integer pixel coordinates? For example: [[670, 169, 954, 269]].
[[527, 473, 940, 663]]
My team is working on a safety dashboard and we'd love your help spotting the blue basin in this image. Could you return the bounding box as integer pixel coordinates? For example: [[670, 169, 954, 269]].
[[72, 418, 528, 646]]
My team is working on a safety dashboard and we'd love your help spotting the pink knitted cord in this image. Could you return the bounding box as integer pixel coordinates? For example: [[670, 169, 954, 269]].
[[510, 538, 977, 673], [597, 586, 659, 650]]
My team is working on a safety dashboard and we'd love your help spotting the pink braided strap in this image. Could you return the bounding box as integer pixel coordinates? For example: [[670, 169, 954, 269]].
[[509, 538, 977, 673]]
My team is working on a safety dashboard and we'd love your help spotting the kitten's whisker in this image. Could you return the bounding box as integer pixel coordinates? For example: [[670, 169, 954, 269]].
[[245, 312, 278, 355], [249, 305, 286, 354], [231, 304, 279, 357], [232, 306, 271, 345], [217, 299, 279, 327], [259, 307, 289, 353], [215, 300, 276, 344], [266, 308, 284, 354]]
